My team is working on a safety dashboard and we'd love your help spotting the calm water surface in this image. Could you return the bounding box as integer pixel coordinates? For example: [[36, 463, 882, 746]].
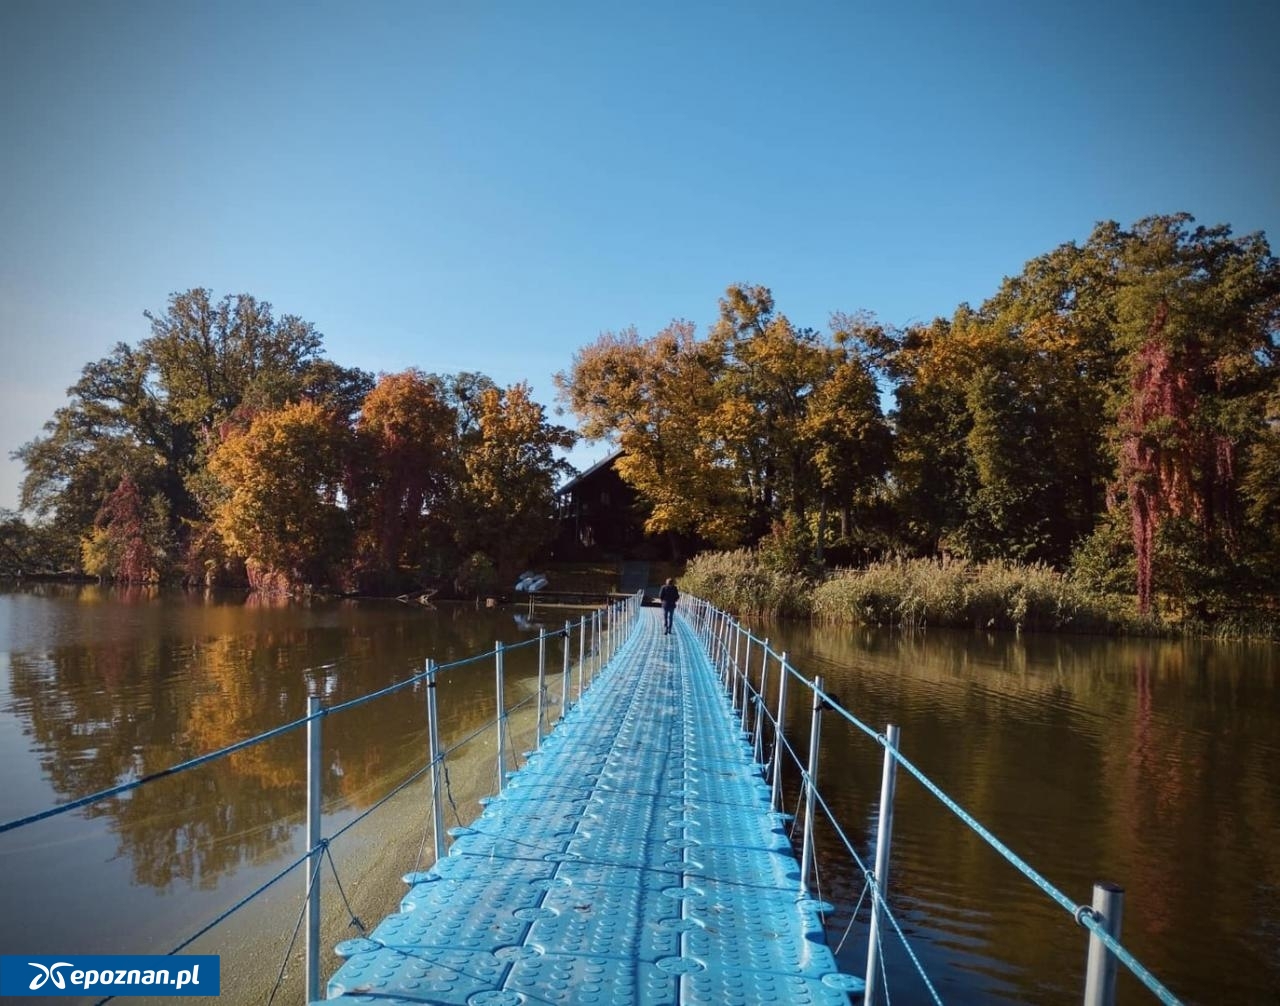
[[760, 620, 1280, 1005], [0, 584, 579, 1003], [1, 585, 1277, 1004]]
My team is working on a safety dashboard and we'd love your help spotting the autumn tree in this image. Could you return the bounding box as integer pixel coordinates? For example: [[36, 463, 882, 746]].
[[16, 289, 370, 577], [559, 287, 891, 557], [455, 383, 576, 577], [206, 400, 353, 591], [711, 285, 832, 537], [556, 322, 745, 548], [79, 476, 168, 582], [803, 328, 894, 553], [348, 370, 458, 585]]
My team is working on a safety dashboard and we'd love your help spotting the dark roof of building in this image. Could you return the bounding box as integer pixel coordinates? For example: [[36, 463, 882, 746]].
[[556, 449, 624, 495]]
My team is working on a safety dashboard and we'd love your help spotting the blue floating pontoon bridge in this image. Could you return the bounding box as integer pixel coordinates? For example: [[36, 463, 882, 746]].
[[0, 590, 1184, 1005], [318, 606, 864, 1005]]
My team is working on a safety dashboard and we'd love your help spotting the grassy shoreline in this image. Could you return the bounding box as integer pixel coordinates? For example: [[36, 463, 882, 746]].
[[680, 551, 1278, 640]]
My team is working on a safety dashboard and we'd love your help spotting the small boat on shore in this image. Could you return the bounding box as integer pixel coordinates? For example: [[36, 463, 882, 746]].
[[513, 572, 549, 592]]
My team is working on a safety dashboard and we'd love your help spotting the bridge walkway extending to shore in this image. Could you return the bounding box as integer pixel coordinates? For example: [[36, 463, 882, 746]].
[[318, 606, 859, 1005]]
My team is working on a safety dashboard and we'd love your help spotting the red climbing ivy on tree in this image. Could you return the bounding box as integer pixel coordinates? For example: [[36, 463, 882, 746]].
[[82, 476, 156, 582], [1118, 301, 1242, 615]]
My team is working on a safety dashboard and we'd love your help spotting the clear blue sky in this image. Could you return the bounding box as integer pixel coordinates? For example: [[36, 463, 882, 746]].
[[2, 0, 1277, 511]]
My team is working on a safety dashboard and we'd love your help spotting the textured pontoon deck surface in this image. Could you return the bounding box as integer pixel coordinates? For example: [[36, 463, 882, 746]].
[[319, 608, 859, 1005]]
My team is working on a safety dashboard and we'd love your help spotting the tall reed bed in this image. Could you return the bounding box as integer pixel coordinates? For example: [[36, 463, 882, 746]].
[[811, 558, 1129, 632], [679, 550, 1274, 637], [680, 549, 814, 618]]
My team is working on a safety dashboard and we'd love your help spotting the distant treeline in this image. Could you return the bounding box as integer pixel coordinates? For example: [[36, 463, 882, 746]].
[[8, 289, 575, 594], [7, 212, 1279, 625], [556, 214, 1278, 628]]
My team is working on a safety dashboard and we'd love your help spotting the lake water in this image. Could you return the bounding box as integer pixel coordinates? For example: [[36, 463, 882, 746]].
[[0, 584, 1276, 1004], [759, 620, 1280, 1005]]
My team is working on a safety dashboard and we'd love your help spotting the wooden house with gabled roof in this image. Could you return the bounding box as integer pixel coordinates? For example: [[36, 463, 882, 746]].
[[553, 450, 650, 560]]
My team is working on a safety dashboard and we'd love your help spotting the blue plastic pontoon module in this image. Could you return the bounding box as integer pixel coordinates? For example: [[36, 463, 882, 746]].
[[318, 608, 862, 1005]]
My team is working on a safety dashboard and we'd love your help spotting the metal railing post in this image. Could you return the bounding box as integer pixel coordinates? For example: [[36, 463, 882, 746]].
[[577, 615, 586, 702], [738, 630, 751, 723], [771, 653, 790, 811], [305, 694, 323, 1003], [561, 620, 572, 716], [799, 675, 824, 895], [864, 723, 901, 1006], [730, 622, 741, 708], [495, 642, 506, 794], [1083, 882, 1125, 1006], [733, 626, 744, 714], [594, 609, 601, 682], [743, 636, 766, 735], [754, 645, 769, 767], [425, 659, 445, 861], [723, 620, 732, 697], [536, 629, 547, 749]]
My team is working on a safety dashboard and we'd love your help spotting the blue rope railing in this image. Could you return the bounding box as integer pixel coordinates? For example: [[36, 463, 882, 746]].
[[57, 605, 620, 1006], [0, 626, 579, 838], [10, 594, 1175, 1003], [0, 712, 316, 836], [806, 780, 942, 1005]]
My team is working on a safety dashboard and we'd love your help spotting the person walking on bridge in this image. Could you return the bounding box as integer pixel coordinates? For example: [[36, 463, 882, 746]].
[[658, 578, 680, 634]]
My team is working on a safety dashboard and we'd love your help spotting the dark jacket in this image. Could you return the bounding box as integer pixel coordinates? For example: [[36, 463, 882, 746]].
[[658, 583, 680, 608]]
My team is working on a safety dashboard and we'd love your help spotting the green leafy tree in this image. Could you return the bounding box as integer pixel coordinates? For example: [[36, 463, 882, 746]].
[[1240, 388, 1280, 577], [1110, 216, 1280, 615], [17, 342, 178, 557], [873, 315, 978, 555], [15, 289, 369, 576], [0, 509, 75, 574], [874, 213, 1276, 620], [881, 245, 1119, 564]]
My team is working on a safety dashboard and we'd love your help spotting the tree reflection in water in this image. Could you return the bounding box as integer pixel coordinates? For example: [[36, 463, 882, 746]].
[[5, 588, 1277, 1004], [3, 587, 560, 891], [758, 622, 1280, 1005]]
